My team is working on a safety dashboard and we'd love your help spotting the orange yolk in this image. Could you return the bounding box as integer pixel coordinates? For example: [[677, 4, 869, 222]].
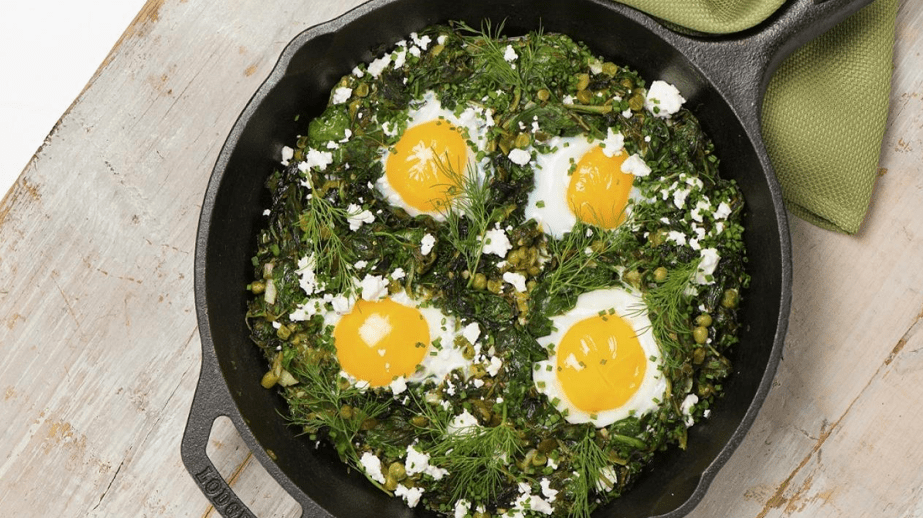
[[566, 146, 633, 228], [385, 119, 468, 214], [333, 298, 430, 387], [555, 313, 647, 413]]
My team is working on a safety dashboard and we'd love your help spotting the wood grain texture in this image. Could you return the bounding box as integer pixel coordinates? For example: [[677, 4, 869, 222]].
[[0, 0, 920, 517]]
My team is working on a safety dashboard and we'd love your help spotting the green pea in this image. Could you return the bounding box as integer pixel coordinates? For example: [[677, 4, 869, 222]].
[[276, 324, 292, 340], [653, 267, 668, 283], [722, 289, 739, 308], [628, 92, 645, 111], [388, 462, 407, 481], [693, 347, 707, 364], [354, 83, 370, 97], [250, 280, 266, 294], [693, 326, 708, 344], [576, 89, 594, 104], [536, 88, 550, 101], [473, 273, 487, 290], [696, 313, 713, 327], [514, 132, 532, 149], [575, 73, 590, 91], [602, 62, 619, 76]]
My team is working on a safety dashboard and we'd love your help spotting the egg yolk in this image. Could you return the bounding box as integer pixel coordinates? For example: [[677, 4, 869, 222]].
[[386, 119, 468, 214], [333, 298, 430, 387], [555, 313, 647, 413], [566, 146, 633, 228]]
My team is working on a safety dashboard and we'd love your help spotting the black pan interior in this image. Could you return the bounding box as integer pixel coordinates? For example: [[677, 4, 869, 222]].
[[199, 0, 784, 516]]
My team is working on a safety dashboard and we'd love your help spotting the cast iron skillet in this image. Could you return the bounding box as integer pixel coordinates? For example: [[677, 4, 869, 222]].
[[183, 0, 872, 516]]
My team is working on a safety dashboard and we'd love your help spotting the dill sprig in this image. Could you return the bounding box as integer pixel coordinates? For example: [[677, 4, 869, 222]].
[[542, 221, 627, 300], [297, 192, 356, 294], [285, 360, 389, 475], [435, 157, 493, 286], [454, 20, 545, 91], [642, 259, 700, 368], [566, 428, 612, 518], [412, 399, 522, 505]]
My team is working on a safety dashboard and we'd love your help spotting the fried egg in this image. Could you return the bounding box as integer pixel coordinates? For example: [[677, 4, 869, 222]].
[[533, 287, 665, 427], [376, 92, 491, 219], [525, 131, 647, 238], [324, 290, 471, 388]]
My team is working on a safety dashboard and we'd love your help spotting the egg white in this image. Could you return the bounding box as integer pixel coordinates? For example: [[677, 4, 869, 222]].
[[376, 91, 492, 220], [532, 287, 666, 427], [525, 134, 642, 238]]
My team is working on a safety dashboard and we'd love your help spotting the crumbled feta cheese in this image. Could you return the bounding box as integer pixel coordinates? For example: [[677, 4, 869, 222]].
[[409, 46, 422, 58], [392, 49, 407, 68], [367, 55, 391, 77], [390, 268, 406, 280], [620, 154, 651, 176], [332, 87, 352, 104], [503, 44, 518, 62], [596, 466, 618, 492], [390, 376, 408, 395], [704, 409, 712, 419], [358, 313, 392, 347], [622, 109, 633, 118], [437, 34, 447, 45], [540, 479, 558, 502], [346, 203, 375, 230], [483, 227, 512, 257], [394, 484, 424, 508], [411, 33, 432, 50], [382, 120, 400, 137], [714, 201, 732, 220], [447, 409, 480, 435], [645, 80, 685, 118], [562, 94, 575, 104], [508, 148, 531, 165], [421, 233, 436, 255], [462, 322, 481, 345], [262, 209, 271, 216], [666, 231, 687, 246], [360, 274, 389, 301], [601, 128, 625, 157], [681, 394, 699, 427], [694, 248, 720, 285], [296, 253, 322, 295], [289, 299, 321, 321], [486, 355, 503, 377], [673, 188, 691, 209], [691, 200, 712, 223], [300, 148, 334, 171], [281, 145, 294, 165], [588, 59, 603, 75], [502, 272, 527, 292], [351, 66, 364, 78], [405, 444, 449, 480], [360, 452, 385, 484], [454, 499, 470, 518], [354, 260, 368, 270], [331, 294, 352, 314]]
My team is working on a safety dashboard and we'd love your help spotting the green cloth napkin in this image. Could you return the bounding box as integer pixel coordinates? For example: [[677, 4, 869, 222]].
[[616, 0, 897, 234]]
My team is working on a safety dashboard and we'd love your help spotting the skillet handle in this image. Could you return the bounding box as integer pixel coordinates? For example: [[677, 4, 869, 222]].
[[181, 366, 261, 518], [668, 0, 876, 127]]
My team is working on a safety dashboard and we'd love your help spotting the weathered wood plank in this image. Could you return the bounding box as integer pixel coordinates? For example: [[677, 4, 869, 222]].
[[0, 0, 920, 516]]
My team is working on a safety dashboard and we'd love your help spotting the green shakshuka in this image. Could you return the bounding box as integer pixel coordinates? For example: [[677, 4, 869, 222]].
[[246, 22, 749, 518]]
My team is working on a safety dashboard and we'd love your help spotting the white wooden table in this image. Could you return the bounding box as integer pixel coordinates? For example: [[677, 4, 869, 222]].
[[1, 1, 921, 516]]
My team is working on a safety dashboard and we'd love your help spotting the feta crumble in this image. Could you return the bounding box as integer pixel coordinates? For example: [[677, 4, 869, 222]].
[[346, 203, 375, 230], [360, 274, 389, 301], [280, 145, 294, 165], [645, 80, 685, 118], [681, 394, 699, 427], [503, 44, 518, 62], [483, 227, 512, 258], [601, 128, 625, 157], [508, 148, 531, 166], [360, 452, 386, 484], [694, 248, 720, 285], [421, 233, 436, 255], [502, 271, 527, 292], [332, 87, 352, 104], [620, 154, 651, 176]]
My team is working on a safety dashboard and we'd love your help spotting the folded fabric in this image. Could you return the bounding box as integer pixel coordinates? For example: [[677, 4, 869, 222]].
[[616, 0, 897, 234]]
